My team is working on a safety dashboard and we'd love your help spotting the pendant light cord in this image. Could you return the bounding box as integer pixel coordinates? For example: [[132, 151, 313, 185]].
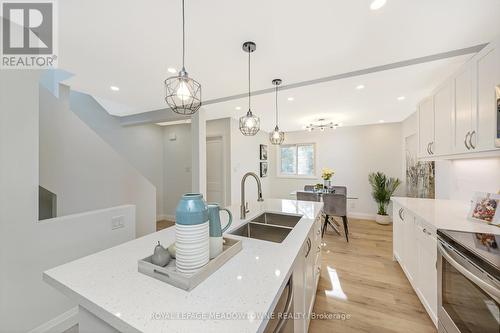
[[275, 84, 279, 127], [182, 0, 186, 69], [248, 51, 251, 111]]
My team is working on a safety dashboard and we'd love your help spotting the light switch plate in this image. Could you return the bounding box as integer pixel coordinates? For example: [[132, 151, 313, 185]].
[[111, 215, 125, 230]]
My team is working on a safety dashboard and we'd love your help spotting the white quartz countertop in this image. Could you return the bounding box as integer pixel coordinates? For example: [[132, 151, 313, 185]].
[[391, 197, 500, 235], [43, 199, 323, 333]]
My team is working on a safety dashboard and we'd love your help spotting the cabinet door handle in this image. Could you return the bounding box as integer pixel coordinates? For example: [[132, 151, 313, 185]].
[[399, 208, 405, 221], [464, 132, 471, 150], [469, 130, 476, 149], [426, 143, 431, 155], [305, 237, 312, 258], [423, 228, 432, 236], [429, 142, 434, 155]]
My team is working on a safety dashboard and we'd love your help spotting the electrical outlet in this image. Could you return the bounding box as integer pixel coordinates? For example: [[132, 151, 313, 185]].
[[349, 201, 356, 209], [111, 215, 125, 230]]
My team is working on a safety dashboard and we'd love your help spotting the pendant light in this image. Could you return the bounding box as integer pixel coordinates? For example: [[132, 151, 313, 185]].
[[164, 0, 201, 115], [239, 41, 260, 136], [269, 79, 285, 145]]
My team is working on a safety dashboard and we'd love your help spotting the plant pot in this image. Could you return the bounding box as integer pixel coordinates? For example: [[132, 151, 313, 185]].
[[375, 214, 391, 225]]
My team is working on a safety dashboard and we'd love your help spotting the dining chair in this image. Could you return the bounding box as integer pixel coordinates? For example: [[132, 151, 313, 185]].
[[296, 191, 320, 202], [303, 185, 315, 191], [322, 193, 349, 242], [330, 186, 347, 195]]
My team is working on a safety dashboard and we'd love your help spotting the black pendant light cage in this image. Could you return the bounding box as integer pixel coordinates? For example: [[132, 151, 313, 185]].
[[164, 0, 202, 115], [239, 41, 260, 136], [269, 78, 285, 145]]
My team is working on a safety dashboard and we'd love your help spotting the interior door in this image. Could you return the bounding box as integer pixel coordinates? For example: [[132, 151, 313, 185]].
[[206, 137, 225, 205], [476, 48, 499, 151], [455, 65, 474, 153]]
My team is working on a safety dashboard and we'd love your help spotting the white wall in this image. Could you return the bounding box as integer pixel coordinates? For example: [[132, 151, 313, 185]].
[[269, 123, 403, 219], [162, 123, 193, 218], [229, 119, 271, 205], [0, 70, 136, 333], [39, 84, 156, 237], [70, 92, 164, 218]]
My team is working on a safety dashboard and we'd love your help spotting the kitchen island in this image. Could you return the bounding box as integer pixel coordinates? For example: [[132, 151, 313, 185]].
[[43, 199, 323, 333]]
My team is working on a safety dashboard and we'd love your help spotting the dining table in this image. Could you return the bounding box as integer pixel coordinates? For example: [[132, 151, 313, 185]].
[[289, 190, 359, 200]]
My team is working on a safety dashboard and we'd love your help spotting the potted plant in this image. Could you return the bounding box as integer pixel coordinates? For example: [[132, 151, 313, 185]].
[[368, 172, 401, 225]]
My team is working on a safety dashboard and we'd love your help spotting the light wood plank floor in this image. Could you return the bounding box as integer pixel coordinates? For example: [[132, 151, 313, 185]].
[[309, 218, 437, 333], [157, 219, 175, 231]]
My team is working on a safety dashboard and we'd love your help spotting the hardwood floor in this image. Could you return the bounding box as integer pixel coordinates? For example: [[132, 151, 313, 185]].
[[155, 218, 435, 332], [157, 219, 175, 231], [309, 218, 437, 333]]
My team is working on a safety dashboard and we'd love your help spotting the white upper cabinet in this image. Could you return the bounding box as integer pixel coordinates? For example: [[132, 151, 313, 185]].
[[417, 37, 500, 159], [476, 48, 500, 151], [433, 81, 454, 155], [418, 97, 435, 157], [454, 64, 475, 154]]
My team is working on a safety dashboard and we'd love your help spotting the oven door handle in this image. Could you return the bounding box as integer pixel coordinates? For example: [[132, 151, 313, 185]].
[[438, 242, 500, 303]]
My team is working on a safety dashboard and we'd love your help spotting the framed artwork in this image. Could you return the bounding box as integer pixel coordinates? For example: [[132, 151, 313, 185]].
[[260, 162, 268, 178], [260, 144, 268, 160], [468, 192, 500, 226]]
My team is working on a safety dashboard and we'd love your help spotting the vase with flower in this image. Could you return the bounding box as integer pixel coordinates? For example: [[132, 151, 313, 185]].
[[321, 168, 334, 189]]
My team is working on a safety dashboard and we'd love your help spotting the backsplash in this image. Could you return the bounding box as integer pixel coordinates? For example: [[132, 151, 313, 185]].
[[435, 157, 500, 201]]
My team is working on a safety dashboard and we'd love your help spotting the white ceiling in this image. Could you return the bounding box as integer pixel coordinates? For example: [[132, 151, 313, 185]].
[[204, 54, 471, 131], [57, 0, 500, 128]]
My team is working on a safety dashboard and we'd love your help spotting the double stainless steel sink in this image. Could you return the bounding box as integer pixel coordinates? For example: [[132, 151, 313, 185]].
[[229, 212, 303, 243]]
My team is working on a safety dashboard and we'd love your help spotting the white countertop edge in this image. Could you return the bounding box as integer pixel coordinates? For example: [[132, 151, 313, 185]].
[[43, 199, 324, 333], [391, 196, 500, 235], [43, 272, 141, 333]]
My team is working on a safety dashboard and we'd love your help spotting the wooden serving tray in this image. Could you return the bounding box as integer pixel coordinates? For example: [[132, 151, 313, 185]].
[[138, 237, 242, 291]]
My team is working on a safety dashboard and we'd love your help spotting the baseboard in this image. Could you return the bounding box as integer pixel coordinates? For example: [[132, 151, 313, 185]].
[[347, 212, 376, 221], [28, 307, 78, 333]]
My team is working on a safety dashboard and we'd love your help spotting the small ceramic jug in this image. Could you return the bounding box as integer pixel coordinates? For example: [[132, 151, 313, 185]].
[[207, 203, 232, 259]]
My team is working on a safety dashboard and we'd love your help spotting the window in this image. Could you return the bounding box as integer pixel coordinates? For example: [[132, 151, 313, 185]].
[[279, 144, 315, 177]]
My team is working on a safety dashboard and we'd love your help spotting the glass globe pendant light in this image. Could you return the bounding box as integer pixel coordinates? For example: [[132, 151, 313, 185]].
[[269, 79, 285, 145], [164, 0, 201, 115], [239, 41, 260, 136]]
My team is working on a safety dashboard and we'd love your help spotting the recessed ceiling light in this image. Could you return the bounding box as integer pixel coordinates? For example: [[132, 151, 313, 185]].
[[167, 67, 176, 74], [287, 97, 294, 101], [235, 106, 242, 110], [378, 120, 385, 123], [370, 0, 387, 10], [397, 96, 406, 101], [356, 84, 365, 90], [110, 86, 120, 91]]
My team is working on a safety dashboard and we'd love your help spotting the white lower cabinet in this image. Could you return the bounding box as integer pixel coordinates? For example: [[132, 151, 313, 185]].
[[415, 221, 438, 324], [294, 215, 322, 332], [393, 204, 438, 327]]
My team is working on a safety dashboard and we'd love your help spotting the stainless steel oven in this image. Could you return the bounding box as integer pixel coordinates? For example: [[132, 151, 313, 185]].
[[437, 230, 500, 333]]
